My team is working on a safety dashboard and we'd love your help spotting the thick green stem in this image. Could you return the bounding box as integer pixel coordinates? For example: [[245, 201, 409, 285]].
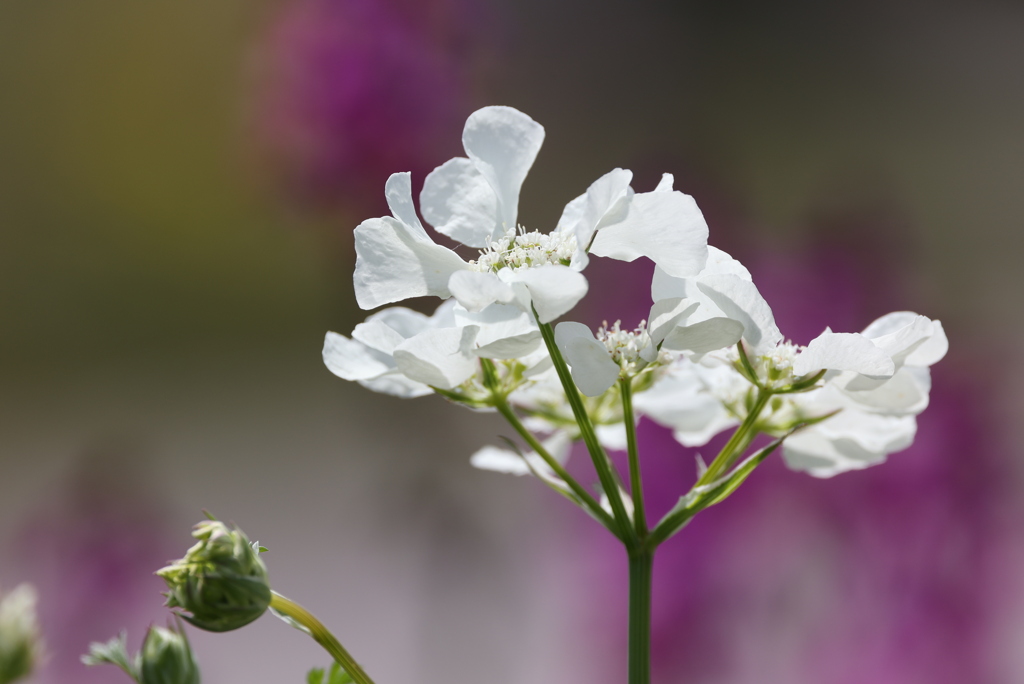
[[269, 592, 375, 684], [628, 548, 653, 684], [537, 321, 635, 543], [492, 397, 621, 537], [620, 378, 647, 538]]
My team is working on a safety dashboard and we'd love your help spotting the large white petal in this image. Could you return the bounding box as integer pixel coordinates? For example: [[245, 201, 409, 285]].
[[363, 306, 432, 340], [783, 412, 916, 477], [447, 270, 516, 313], [470, 432, 572, 484], [662, 317, 745, 354], [502, 264, 589, 323], [322, 331, 393, 380], [589, 190, 709, 278], [351, 319, 407, 355], [563, 168, 634, 251], [696, 274, 782, 355], [841, 366, 931, 416], [905, 320, 947, 366], [650, 246, 752, 302], [795, 329, 895, 377], [462, 106, 545, 236], [353, 216, 469, 309], [384, 172, 427, 239], [647, 298, 700, 345], [862, 313, 947, 368], [420, 157, 500, 248], [358, 372, 433, 399], [633, 368, 737, 447], [555, 321, 620, 397], [392, 326, 480, 389], [454, 303, 542, 359]]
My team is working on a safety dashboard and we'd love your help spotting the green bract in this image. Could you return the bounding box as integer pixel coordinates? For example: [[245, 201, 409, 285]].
[[157, 518, 271, 633]]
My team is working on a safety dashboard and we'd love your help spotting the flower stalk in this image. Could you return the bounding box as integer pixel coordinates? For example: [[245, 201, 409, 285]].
[[269, 592, 375, 684]]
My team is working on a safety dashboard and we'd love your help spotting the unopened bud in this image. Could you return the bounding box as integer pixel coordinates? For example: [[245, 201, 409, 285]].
[[156, 517, 270, 632], [0, 584, 43, 684], [140, 621, 200, 684]]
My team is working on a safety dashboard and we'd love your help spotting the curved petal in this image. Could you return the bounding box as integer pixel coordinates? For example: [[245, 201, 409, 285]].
[[841, 366, 931, 416], [363, 306, 432, 340], [358, 372, 433, 399], [392, 326, 480, 389], [353, 217, 469, 309], [454, 303, 541, 359], [633, 368, 738, 447], [555, 322, 620, 396], [795, 330, 896, 377], [696, 274, 782, 355], [906, 320, 947, 366], [563, 168, 634, 250], [589, 189, 709, 278], [650, 247, 752, 302], [662, 317, 745, 354], [783, 412, 917, 478], [322, 332, 392, 380], [462, 106, 545, 236], [420, 157, 500, 248], [647, 298, 700, 345], [384, 172, 427, 239], [448, 270, 516, 313], [502, 265, 589, 323]]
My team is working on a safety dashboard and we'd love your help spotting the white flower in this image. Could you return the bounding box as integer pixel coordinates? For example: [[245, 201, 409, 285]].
[[323, 300, 479, 395], [470, 431, 572, 488], [643, 249, 948, 476], [352, 106, 711, 326]]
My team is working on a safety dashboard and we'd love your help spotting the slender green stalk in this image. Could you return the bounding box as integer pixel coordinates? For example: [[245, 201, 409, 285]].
[[628, 548, 653, 684], [492, 397, 622, 538], [269, 592, 375, 684], [696, 387, 772, 486], [620, 377, 647, 538], [537, 321, 635, 543]]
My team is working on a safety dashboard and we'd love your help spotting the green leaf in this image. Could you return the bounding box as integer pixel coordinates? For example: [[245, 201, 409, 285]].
[[81, 631, 141, 683], [306, 663, 352, 684]]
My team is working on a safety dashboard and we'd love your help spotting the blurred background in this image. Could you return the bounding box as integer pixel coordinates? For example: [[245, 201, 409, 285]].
[[1, 0, 1023, 682]]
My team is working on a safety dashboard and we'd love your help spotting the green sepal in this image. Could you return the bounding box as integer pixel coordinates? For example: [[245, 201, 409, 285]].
[[81, 631, 141, 683], [306, 663, 353, 684]]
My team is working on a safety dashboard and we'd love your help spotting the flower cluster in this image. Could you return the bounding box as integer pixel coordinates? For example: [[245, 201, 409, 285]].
[[324, 105, 946, 487]]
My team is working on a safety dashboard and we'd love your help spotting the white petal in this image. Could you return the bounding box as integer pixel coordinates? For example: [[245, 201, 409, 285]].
[[364, 306, 433, 339], [650, 246, 752, 301], [661, 317, 745, 354], [322, 332, 393, 380], [470, 432, 572, 485], [462, 106, 545, 236], [392, 327, 479, 389], [384, 172, 427, 239], [696, 274, 782, 355], [420, 157, 500, 248], [647, 298, 700, 345], [555, 321, 620, 396], [353, 216, 469, 309], [351, 319, 407, 355], [841, 366, 931, 416], [454, 303, 542, 359], [358, 372, 433, 398], [633, 369, 737, 447], [448, 270, 517, 313], [596, 423, 629, 451], [563, 168, 634, 251], [502, 265, 589, 323], [905, 320, 947, 366], [783, 412, 916, 478], [795, 330, 896, 377], [653, 173, 674, 192], [589, 190, 709, 278]]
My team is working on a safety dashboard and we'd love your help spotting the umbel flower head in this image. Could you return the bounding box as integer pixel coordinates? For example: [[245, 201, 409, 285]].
[[156, 518, 271, 633], [0, 584, 42, 684]]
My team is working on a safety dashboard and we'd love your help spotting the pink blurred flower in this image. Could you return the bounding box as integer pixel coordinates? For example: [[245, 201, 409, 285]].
[[253, 0, 492, 214]]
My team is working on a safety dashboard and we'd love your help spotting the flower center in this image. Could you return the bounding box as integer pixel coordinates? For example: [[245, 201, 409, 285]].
[[471, 226, 577, 273], [728, 341, 806, 389]]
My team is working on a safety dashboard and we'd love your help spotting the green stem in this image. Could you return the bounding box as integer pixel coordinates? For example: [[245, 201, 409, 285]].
[[628, 548, 653, 684], [492, 397, 621, 538], [538, 321, 635, 543], [269, 592, 375, 684], [620, 378, 647, 538], [696, 387, 772, 486]]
